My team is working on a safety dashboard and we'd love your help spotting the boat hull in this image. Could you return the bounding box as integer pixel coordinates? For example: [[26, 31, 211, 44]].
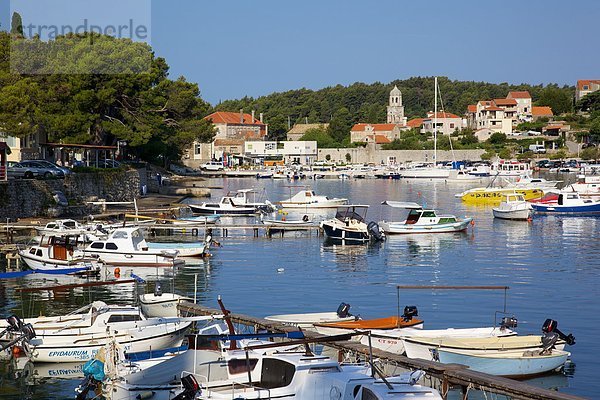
[[492, 208, 531, 220], [400, 168, 450, 179], [19, 251, 99, 273], [27, 323, 191, 363], [188, 204, 256, 216], [531, 203, 600, 215], [321, 222, 370, 242], [461, 189, 544, 205], [139, 294, 192, 318], [437, 349, 570, 377], [380, 219, 472, 234]]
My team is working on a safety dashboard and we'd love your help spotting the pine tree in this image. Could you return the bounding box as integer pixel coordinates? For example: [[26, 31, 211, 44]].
[[10, 12, 24, 36]]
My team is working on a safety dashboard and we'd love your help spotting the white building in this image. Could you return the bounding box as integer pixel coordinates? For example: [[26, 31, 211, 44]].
[[506, 91, 532, 121], [420, 112, 463, 136], [576, 80, 600, 102], [245, 141, 317, 165], [473, 101, 513, 135]]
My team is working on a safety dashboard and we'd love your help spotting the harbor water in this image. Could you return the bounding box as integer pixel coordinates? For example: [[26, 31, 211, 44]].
[[0, 176, 598, 399]]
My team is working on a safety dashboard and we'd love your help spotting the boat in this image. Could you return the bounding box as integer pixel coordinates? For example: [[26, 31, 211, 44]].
[[0, 301, 194, 363], [398, 78, 451, 180], [146, 237, 210, 257], [566, 175, 600, 198], [513, 176, 561, 189], [401, 319, 575, 361], [490, 160, 533, 177], [459, 187, 545, 205], [18, 235, 102, 274], [320, 205, 385, 243], [362, 323, 517, 356], [435, 348, 570, 377], [379, 201, 473, 234], [171, 214, 220, 224], [313, 306, 423, 336], [255, 170, 274, 179], [278, 188, 348, 209], [83, 227, 183, 267], [35, 219, 106, 242], [264, 302, 357, 328], [531, 191, 600, 215], [261, 214, 314, 229], [492, 193, 532, 220], [189, 189, 276, 215], [139, 282, 192, 318]]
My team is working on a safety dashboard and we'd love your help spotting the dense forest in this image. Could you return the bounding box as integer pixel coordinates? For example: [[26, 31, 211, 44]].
[[0, 17, 215, 165], [216, 77, 575, 141]]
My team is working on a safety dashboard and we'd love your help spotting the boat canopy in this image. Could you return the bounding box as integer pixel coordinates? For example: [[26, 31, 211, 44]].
[[382, 201, 422, 210]]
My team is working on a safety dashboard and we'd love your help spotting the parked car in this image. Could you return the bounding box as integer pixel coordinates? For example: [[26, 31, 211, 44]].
[[200, 161, 225, 171], [7, 161, 44, 179], [19, 161, 65, 178], [29, 159, 73, 175]]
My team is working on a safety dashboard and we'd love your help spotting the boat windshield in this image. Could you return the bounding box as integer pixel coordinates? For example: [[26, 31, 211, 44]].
[[335, 208, 366, 223], [131, 229, 144, 250], [405, 210, 421, 224]]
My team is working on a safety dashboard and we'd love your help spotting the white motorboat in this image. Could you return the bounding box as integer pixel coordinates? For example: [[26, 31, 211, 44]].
[[379, 201, 473, 234], [320, 205, 385, 243], [278, 189, 348, 209], [84, 227, 183, 267], [492, 193, 532, 220], [400, 163, 450, 179], [35, 219, 105, 242], [264, 302, 356, 328], [18, 235, 101, 274], [0, 301, 194, 363], [139, 282, 192, 318], [189, 189, 276, 215], [262, 215, 314, 229], [489, 160, 532, 177], [85, 329, 441, 400], [401, 319, 575, 362], [436, 348, 570, 377], [566, 175, 600, 197]]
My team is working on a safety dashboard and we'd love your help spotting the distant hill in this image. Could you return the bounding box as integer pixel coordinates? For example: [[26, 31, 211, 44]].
[[215, 76, 574, 140]]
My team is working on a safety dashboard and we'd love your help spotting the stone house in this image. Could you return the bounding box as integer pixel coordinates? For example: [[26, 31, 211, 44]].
[[286, 123, 329, 141], [576, 80, 600, 101]]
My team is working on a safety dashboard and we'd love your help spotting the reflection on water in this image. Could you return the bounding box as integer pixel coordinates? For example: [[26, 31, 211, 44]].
[[0, 175, 598, 398]]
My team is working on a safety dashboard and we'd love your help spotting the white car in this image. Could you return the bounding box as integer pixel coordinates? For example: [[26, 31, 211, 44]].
[[201, 161, 225, 171]]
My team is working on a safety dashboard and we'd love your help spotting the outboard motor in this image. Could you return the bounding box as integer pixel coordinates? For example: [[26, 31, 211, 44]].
[[402, 306, 418, 321], [0, 315, 24, 339], [173, 374, 201, 400], [154, 282, 163, 297], [367, 221, 385, 242], [500, 316, 518, 330], [0, 323, 35, 352], [542, 319, 576, 346], [541, 331, 559, 354], [336, 302, 352, 318]]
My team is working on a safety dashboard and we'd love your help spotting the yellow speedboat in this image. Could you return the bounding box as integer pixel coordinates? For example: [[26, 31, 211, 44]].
[[460, 188, 544, 205]]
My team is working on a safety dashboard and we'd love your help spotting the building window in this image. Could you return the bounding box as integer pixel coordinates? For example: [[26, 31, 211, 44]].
[[277, 143, 284, 150], [450, 123, 455, 129], [265, 143, 276, 151], [195, 144, 202, 155], [584, 85, 589, 90], [247, 144, 253, 150]]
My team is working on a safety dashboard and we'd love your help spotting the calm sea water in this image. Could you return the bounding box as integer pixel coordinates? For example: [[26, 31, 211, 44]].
[[0, 175, 598, 399]]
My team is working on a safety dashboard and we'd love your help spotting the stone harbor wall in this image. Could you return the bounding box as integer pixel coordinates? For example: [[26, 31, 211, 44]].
[[317, 148, 486, 164], [0, 169, 140, 220]]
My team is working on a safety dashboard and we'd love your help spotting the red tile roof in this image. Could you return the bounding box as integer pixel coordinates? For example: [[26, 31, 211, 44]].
[[204, 111, 265, 125], [426, 112, 461, 119], [374, 135, 392, 144], [493, 98, 517, 106], [467, 105, 477, 113], [507, 91, 531, 99], [351, 123, 397, 132], [532, 106, 554, 117], [484, 106, 503, 112], [577, 80, 600, 90], [407, 118, 424, 128], [214, 139, 244, 146]]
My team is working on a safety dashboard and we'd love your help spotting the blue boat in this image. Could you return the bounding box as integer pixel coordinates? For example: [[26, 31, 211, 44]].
[[531, 192, 600, 215]]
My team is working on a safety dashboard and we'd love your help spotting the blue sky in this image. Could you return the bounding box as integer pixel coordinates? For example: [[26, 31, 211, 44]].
[[3, 0, 599, 104]]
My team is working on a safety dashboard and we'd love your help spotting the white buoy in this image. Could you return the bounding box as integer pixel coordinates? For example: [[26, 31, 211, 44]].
[[277, 268, 285, 273]]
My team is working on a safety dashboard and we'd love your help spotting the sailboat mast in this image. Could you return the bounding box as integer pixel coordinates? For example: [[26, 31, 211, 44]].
[[434, 76, 438, 166]]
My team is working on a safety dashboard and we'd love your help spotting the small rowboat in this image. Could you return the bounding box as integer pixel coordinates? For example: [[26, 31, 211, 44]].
[[264, 302, 356, 328], [313, 315, 424, 336], [436, 348, 570, 377]]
